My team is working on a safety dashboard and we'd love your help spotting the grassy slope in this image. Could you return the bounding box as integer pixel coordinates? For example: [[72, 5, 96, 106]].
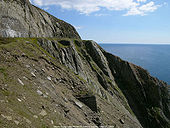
[[0, 38, 142, 128]]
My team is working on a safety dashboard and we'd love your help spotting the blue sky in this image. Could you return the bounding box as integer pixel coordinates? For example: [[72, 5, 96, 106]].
[[30, 0, 170, 44]]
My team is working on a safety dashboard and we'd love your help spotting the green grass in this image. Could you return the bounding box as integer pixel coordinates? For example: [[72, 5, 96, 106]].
[[1, 90, 10, 96], [0, 67, 6, 73], [0, 67, 8, 80]]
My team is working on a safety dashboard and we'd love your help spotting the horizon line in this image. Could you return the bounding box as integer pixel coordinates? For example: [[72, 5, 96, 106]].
[[98, 42, 170, 45]]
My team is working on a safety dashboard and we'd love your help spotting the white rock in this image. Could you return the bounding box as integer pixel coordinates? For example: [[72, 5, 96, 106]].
[[18, 78, 24, 86], [5, 28, 19, 37], [47, 76, 51, 81], [51, 120, 54, 124], [24, 117, 31, 124], [23, 76, 28, 80], [43, 94, 48, 98], [1, 114, 12, 121], [14, 120, 20, 125], [64, 97, 68, 102], [75, 101, 83, 108], [39, 110, 47, 116], [120, 119, 125, 124], [31, 72, 36, 77], [17, 98, 22, 102], [25, 65, 30, 68], [42, 69, 45, 72], [37, 90, 43, 96], [33, 115, 38, 118]]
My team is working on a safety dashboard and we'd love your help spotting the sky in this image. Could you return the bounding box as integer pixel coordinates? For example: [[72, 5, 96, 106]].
[[30, 0, 170, 44]]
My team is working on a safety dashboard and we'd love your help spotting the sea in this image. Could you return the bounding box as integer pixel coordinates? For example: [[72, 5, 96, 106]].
[[100, 44, 170, 85]]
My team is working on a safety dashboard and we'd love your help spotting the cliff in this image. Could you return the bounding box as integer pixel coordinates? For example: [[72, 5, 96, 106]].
[[0, 0, 169, 128], [0, 0, 80, 39]]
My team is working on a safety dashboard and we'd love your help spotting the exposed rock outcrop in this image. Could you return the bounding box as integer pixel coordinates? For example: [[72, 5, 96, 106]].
[[103, 51, 170, 128], [0, 0, 80, 39], [36, 38, 170, 128]]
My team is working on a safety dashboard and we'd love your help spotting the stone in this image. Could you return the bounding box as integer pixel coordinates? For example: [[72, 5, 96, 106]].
[[119, 119, 125, 124], [25, 65, 30, 68], [17, 98, 22, 102], [33, 115, 38, 119], [31, 72, 36, 77], [14, 120, 20, 125], [37, 90, 43, 96], [74, 100, 83, 108], [47, 76, 52, 81], [18, 78, 24, 86], [24, 117, 31, 124], [43, 94, 48, 98], [39, 110, 47, 116], [1, 114, 12, 121], [64, 97, 68, 102], [23, 76, 28, 80], [42, 69, 45, 72], [51, 120, 54, 124]]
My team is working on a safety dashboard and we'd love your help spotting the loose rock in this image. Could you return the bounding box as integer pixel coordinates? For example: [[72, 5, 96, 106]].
[[14, 120, 20, 125], [47, 76, 52, 81], [31, 72, 36, 77], [39, 110, 47, 116], [1, 114, 12, 121], [74, 100, 83, 108], [119, 119, 125, 124], [33, 115, 38, 119], [17, 98, 22, 102], [18, 78, 24, 86], [37, 90, 43, 96]]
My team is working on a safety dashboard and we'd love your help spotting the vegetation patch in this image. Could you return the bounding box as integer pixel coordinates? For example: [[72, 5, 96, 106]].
[[0, 67, 8, 79]]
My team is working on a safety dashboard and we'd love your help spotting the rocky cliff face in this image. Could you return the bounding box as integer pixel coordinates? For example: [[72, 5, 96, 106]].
[[0, 0, 169, 128], [0, 0, 80, 39]]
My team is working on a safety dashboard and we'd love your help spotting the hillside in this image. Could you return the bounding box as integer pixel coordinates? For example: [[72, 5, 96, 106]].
[[0, 0, 169, 128]]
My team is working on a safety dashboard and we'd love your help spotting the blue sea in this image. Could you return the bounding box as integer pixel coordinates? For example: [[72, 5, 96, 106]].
[[100, 44, 170, 85]]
